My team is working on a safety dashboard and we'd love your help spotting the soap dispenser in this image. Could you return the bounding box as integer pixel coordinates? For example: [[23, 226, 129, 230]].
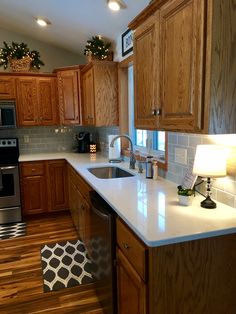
[[145, 156, 153, 179]]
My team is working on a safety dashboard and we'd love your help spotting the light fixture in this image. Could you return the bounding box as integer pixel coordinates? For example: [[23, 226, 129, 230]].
[[107, 0, 127, 11], [35, 17, 51, 27], [193, 145, 227, 209]]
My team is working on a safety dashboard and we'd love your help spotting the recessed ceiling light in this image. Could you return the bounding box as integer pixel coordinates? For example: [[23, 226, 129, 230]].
[[107, 0, 127, 11], [108, 0, 121, 11], [35, 17, 51, 27]]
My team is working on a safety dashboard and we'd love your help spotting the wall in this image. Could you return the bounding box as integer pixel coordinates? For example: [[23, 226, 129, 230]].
[[166, 133, 236, 208], [115, 30, 236, 209], [0, 125, 120, 155], [0, 27, 85, 72]]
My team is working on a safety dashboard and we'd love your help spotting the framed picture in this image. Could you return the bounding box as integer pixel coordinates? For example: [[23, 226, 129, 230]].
[[121, 29, 133, 57]]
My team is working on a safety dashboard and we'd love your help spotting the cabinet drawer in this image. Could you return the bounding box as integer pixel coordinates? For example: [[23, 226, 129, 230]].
[[116, 218, 147, 281], [21, 162, 45, 177]]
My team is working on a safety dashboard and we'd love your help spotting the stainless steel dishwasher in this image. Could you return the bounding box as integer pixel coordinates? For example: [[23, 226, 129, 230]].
[[89, 191, 117, 314]]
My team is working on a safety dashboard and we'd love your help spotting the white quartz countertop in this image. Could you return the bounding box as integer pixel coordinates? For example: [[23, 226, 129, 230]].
[[19, 152, 236, 247]]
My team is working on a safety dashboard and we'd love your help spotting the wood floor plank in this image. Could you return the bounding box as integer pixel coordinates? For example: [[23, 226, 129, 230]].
[[0, 211, 104, 314]]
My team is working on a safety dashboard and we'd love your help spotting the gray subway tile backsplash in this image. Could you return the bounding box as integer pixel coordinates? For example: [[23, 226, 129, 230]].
[[0, 126, 235, 208], [167, 132, 236, 208]]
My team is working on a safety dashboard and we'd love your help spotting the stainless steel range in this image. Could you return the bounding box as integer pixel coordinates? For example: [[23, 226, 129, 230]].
[[0, 138, 21, 224]]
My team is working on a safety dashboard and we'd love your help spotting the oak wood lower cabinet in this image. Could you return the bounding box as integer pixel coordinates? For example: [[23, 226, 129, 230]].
[[20, 161, 47, 215], [20, 160, 69, 215], [116, 248, 146, 314], [68, 164, 92, 250], [117, 217, 236, 314], [47, 160, 69, 211]]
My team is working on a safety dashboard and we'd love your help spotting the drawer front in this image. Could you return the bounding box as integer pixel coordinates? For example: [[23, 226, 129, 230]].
[[21, 162, 45, 177], [68, 164, 92, 201], [116, 218, 147, 281]]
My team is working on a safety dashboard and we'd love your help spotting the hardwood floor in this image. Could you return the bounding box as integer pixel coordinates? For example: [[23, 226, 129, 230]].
[[0, 211, 104, 314]]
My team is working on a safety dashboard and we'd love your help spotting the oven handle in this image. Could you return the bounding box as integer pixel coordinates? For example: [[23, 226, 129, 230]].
[[0, 166, 16, 171]]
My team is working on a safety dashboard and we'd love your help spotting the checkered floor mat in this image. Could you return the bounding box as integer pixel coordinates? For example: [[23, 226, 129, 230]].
[[40, 239, 93, 292], [0, 222, 26, 240]]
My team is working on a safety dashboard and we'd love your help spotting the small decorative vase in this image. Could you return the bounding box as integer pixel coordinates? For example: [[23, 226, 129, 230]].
[[178, 195, 194, 206]]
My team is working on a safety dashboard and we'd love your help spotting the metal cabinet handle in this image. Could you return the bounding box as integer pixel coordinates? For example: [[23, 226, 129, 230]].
[[123, 243, 130, 250], [0, 166, 16, 170], [152, 108, 162, 116]]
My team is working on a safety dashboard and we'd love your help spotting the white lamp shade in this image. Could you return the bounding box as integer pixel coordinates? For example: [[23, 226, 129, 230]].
[[193, 145, 227, 178]]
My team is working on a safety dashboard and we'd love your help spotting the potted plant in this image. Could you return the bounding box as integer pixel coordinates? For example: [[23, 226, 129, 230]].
[[84, 36, 112, 61], [0, 41, 44, 72], [177, 185, 195, 206]]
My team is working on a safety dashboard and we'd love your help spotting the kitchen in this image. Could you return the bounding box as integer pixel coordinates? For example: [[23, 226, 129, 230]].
[[1, 1, 235, 313]]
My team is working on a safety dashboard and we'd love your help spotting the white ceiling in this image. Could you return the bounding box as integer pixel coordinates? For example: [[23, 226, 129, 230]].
[[0, 0, 150, 55]]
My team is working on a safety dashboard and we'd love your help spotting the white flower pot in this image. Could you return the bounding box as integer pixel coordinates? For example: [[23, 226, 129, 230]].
[[178, 195, 194, 206]]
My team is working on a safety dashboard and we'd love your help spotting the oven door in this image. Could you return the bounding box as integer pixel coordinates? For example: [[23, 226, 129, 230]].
[[0, 165, 21, 208]]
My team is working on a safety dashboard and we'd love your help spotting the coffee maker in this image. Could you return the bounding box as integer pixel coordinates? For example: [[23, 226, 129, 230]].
[[76, 132, 90, 153]]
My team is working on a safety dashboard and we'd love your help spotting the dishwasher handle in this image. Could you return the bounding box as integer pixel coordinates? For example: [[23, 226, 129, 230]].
[[89, 191, 114, 220]]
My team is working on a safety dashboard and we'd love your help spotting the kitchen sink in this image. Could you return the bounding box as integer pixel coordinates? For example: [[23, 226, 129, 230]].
[[88, 166, 134, 179]]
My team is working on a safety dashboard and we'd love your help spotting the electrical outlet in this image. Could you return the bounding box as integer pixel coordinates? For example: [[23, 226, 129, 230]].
[[24, 135, 30, 143], [175, 147, 187, 165]]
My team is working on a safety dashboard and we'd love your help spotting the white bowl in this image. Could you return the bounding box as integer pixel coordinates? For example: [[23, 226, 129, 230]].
[[178, 195, 194, 206]]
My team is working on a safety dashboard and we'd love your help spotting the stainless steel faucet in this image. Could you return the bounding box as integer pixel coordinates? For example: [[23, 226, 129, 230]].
[[110, 134, 136, 169]]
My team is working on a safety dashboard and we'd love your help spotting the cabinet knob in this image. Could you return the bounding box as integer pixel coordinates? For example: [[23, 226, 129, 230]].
[[123, 243, 130, 250]]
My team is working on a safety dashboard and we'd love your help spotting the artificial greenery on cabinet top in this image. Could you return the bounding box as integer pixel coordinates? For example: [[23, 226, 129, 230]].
[[0, 41, 44, 70], [84, 36, 111, 60]]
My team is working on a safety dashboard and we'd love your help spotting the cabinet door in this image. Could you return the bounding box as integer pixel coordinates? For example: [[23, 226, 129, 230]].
[[81, 68, 95, 125], [22, 176, 47, 215], [117, 248, 146, 314], [93, 64, 118, 126], [16, 77, 38, 126], [134, 12, 160, 130], [37, 77, 59, 125], [0, 76, 16, 99], [159, 0, 205, 131], [57, 70, 80, 125], [69, 180, 80, 232], [47, 160, 69, 211]]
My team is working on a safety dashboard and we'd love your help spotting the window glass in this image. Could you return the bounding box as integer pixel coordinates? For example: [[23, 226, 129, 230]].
[[128, 65, 165, 156]]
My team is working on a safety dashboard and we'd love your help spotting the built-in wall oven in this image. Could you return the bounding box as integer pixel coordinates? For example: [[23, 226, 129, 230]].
[[0, 138, 21, 224]]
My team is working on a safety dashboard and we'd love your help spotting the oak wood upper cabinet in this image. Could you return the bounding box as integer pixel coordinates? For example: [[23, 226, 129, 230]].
[[0, 76, 16, 99], [57, 69, 81, 125], [16, 75, 59, 126], [37, 77, 58, 125], [20, 161, 47, 215], [47, 160, 69, 211], [16, 77, 38, 126], [81, 61, 118, 126], [134, 12, 160, 130], [158, 0, 205, 131], [130, 0, 236, 134]]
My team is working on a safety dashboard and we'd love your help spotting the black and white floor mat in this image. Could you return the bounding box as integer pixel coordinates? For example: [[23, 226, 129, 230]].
[[40, 239, 93, 292], [0, 222, 26, 240]]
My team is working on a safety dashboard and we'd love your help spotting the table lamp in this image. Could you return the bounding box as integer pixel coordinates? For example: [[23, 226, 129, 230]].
[[193, 145, 227, 209]]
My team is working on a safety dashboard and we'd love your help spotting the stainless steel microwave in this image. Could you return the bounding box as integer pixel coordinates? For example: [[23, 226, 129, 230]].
[[0, 101, 17, 129]]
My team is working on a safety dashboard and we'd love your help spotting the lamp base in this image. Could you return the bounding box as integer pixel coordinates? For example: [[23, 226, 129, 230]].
[[201, 196, 216, 209]]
